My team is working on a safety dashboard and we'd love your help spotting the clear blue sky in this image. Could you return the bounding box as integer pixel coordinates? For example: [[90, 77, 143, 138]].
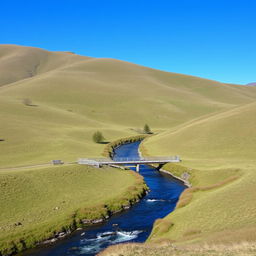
[[1, 0, 255, 84]]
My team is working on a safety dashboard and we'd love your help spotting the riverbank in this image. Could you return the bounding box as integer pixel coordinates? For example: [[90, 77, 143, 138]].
[[99, 149, 254, 256], [103, 134, 150, 158], [0, 164, 147, 256], [21, 140, 185, 256], [135, 124, 256, 247]]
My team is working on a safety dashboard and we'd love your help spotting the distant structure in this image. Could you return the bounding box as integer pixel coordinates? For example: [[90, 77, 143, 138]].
[[52, 160, 64, 165]]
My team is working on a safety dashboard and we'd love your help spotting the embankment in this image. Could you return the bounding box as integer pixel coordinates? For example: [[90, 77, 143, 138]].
[[103, 134, 150, 158], [0, 164, 147, 256]]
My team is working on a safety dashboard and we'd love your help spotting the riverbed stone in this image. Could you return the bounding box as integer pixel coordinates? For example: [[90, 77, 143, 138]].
[[92, 218, 104, 224], [58, 232, 66, 237]]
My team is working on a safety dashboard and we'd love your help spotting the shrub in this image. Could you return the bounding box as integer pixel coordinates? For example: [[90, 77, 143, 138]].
[[143, 124, 152, 134], [92, 131, 105, 143]]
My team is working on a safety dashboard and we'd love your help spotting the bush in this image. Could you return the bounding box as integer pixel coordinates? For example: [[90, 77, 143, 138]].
[[92, 131, 105, 143], [143, 124, 152, 134]]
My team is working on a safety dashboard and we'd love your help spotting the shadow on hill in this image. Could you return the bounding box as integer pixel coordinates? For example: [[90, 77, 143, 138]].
[[26, 104, 38, 107]]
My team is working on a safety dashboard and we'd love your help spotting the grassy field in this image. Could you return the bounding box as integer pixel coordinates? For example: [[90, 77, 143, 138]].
[[0, 164, 147, 255], [99, 242, 256, 256], [100, 102, 256, 255], [139, 102, 256, 245], [1, 45, 256, 167], [1, 44, 256, 255]]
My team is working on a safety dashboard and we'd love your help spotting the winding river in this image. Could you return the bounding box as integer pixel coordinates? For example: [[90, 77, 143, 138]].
[[24, 141, 185, 256]]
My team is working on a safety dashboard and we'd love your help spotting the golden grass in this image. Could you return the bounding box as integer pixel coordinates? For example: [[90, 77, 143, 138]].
[[176, 175, 239, 208], [1, 45, 256, 168], [151, 219, 175, 236], [99, 241, 256, 256]]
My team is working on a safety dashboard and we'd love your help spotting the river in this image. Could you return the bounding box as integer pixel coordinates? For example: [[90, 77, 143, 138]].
[[24, 141, 185, 256]]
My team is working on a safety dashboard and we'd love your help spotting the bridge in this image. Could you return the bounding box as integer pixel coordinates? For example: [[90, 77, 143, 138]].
[[78, 156, 181, 172]]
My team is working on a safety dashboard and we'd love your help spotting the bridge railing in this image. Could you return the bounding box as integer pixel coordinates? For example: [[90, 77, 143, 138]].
[[113, 156, 180, 162], [78, 156, 180, 164]]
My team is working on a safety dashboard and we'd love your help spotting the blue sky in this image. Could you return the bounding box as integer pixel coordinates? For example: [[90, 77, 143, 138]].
[[0, 0, 255, 84]]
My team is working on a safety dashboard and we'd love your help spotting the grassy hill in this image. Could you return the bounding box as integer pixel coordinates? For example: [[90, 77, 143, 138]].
[[144, 102, 256, 168], [0, 44, 87, 87], [139, 101, 256, 245], [100, 89, 256, 255], [1, 44, 256, 255], [1, 44, 256, 167], [0, 165, 146, 255]]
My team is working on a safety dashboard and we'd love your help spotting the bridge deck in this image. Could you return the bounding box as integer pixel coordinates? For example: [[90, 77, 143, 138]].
[[78, 156, 180, 166]]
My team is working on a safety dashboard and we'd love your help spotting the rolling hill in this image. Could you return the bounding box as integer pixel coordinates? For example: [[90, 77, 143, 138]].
[[143, 102, 256, 244], [1, 44, 256, 168], [144, 102, 256, 168], [1, 44, 256, 255]]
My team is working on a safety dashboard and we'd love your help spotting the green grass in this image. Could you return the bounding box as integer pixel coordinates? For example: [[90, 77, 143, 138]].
[[141, 102, 256, 246], [1, 45, 256, 168], [1, 44, 256, 255], [0, 164, 147, 255]]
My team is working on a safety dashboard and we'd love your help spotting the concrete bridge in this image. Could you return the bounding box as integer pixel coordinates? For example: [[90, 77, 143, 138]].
[[78, 156, 181, 172]]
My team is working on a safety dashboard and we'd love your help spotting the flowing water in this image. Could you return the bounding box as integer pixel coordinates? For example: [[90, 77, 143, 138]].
[[24, 141, 185, 256]]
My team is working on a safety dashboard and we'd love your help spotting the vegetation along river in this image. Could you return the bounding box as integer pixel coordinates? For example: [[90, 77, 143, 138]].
[[25, 141, 186, 256]]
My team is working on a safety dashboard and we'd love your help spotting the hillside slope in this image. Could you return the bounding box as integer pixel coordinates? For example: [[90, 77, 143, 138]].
[[142, 102, 256, 245], [99, 99, 256, 255], [1, 45, 256, 255], [1, 44, 256, 167], [0, 165, 147, 255], [0, 44, 88, 87], [144, 102, 256, 168]]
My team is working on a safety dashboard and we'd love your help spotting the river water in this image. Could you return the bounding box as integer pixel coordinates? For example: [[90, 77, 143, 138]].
[[25, 141, 185, 256]]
